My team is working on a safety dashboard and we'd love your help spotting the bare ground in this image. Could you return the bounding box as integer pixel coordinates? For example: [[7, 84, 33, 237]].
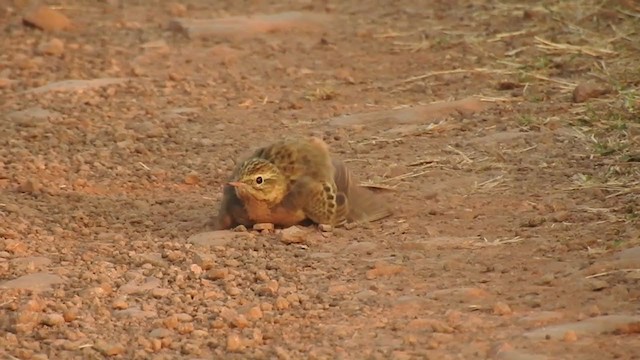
[[1, 0, 639, 359]]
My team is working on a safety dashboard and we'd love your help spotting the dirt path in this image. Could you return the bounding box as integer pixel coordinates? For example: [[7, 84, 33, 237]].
[[1, 0, 639, 359]]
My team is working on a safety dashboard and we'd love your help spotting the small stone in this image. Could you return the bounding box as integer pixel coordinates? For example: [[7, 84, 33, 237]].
[[246, 306, 263, 321], [18, 179, 42, 194], [253, 223, 274, 231], [192, 252, 216, 270], [37, 38, 65, 56], [112, 298, 128, 310], [318, 224, 333, 232], [366, 261, 404, 279], [258, 280, 279, 296], [586, 278, 608, 291], [563, 330, 578, 342], [184, 173, 200, 185], [205, 268, 229, 280], [535, 273, 555, 285], [275, 296, 290, 310], [23, 5, 72, 31], [151, 288, 172, 298], [226, 286, 241, 296], [493, 302, 513, 316], [63, 310, 77, 322], [0, 272, 66, 291], [41, 313, 65, 326], [94, 340, 125, 356], [226, 333, 243, 352], [167, 2, 188, 16], [232, 314, 250, 328], [573, 82, 611, 103], [190, 264, 203, 276], [149, 328, 173, 338], [277, 226, 308, 244]]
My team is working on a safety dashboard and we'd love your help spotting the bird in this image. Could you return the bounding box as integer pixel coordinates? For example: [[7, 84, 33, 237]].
[[213, 137, 392, 230]]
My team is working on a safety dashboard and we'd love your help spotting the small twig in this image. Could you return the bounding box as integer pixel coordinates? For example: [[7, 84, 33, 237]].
[[586, 269, 640, 279], [447, 145, 473, 163], [398, 68, 513, 85], [138, 162, 151, 170]]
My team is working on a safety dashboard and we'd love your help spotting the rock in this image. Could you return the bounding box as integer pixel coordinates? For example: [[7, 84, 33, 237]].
[[192, 252, 216, 270], [23, 5, 72, 31], [166, 2, 187, 16], [24, 78, 130, 94], [493, 302, 513, 316], [41, 313, 65, 326], [94, 340, 125, 356], [572, 82, 611, 103], [277, 226, 309, 244], [365, 261, 405, 279], [258, 280, 279, 296], [318, 224, 333, 232], [184, 173, 200, 185], [168, 12, 330, 39], [18, 179, 42, 194], [253, 223, 274, 231], [188, 231, 250, 248], [586, 278, 609, 291], [7, 107, 61, 127], [135, 252, 168, 267], [150, 288, 172, 298], [113, 308, 156, 320], [10, 256, 52, 270], [523, 315, 640, 339], [226, 333, 243, 352], [117, 276, 161, 295], [149, 328, 174, 338], [0, 273, 65, 291], [0, 78, 16, 88], [37, 38, 65, 56]]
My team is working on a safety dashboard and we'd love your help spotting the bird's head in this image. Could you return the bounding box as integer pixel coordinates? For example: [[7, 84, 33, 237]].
[[228, 158, 287, 204]]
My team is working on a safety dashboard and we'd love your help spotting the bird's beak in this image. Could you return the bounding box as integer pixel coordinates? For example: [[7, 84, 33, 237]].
[[228, 181, 243, 187]]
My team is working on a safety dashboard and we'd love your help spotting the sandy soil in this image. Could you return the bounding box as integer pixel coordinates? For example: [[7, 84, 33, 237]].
[[1, 0, 639, 359]]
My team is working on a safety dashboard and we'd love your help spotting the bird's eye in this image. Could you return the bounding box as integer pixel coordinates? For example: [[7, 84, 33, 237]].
[[255, 176, 263, 185]]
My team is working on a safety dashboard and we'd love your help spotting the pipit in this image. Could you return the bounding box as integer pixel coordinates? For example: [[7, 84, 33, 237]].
[[214, 137, 392, 230]]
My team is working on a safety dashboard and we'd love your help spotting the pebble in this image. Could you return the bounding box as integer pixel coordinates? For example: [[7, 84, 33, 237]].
[[149, 328, 174, 338], [258, 280, 279, 296], [37, 38, 65, 56], [277, 226, 308, 244], [112, 298, 128, 310], [23, 5, 72, 31], [226, 333, 243, 352], [94, 340, 125, 356], [493, 302, 513, 316], [563, 330, 578, 342], [366, 261, 405, 279], [246, 306, 263, 321], [192, 252, 216, 270], [586, 278, 608, 291], [41, 313, 65, 326], [151, 288, 172, 298], [0, 272, 66, 291], [572, 82, 611, 103], [275, 296, 290, 310]]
